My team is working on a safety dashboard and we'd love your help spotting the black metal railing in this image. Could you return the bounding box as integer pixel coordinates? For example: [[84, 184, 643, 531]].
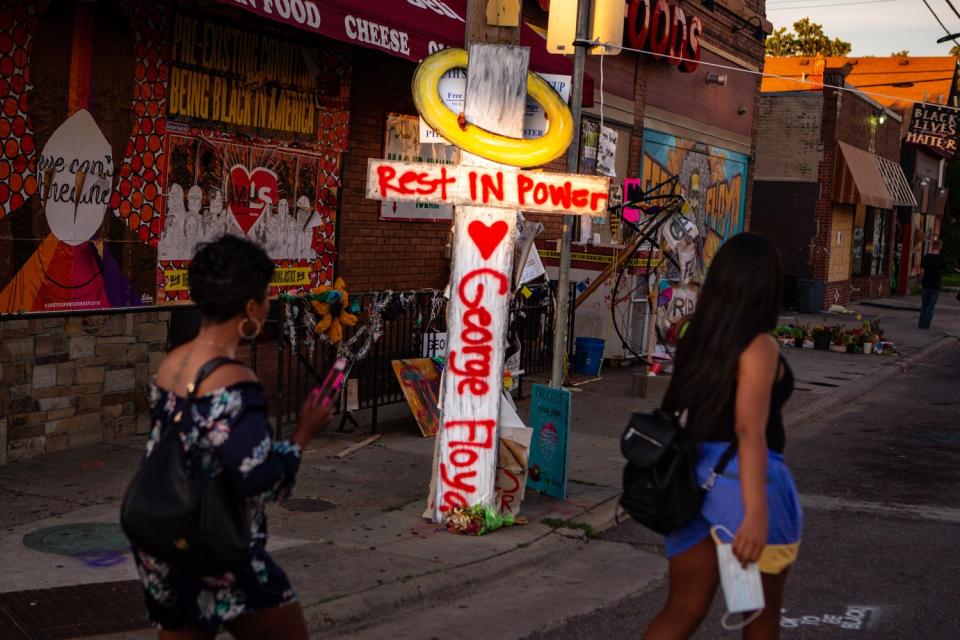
[[170, 283, 576, 435]]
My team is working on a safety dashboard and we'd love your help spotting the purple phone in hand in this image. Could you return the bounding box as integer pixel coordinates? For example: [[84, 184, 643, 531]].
[[310, 358, 347, 409]]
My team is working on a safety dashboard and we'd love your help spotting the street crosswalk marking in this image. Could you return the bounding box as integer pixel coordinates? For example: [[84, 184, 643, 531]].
[[801, 494, 960, 524]]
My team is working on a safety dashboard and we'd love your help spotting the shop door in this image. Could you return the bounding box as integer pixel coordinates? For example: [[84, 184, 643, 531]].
[[829, 205, 854, 282]]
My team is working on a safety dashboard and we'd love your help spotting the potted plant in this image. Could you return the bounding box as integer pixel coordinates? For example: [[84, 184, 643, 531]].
[[801, 325, 815, 349], [829, 327, 848, 353], [791, 326, 806, 349], [863, 332, 878, 354], [774, 325, 794, 347], [812, 325, 832, 351], [847, 332, 864, 354]]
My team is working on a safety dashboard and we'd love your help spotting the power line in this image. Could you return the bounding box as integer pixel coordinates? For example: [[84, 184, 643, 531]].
[[768, 0, 903, 10], [920, 0, 960, 49], [944, 0, 960, 21], [767, 0, 896, 5], [853, 76, 955, 88], [775, 75, 956, 89], [588, 39, 960, 112]]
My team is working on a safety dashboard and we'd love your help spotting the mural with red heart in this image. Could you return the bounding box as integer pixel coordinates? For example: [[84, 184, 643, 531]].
[[228, 165, 280, 235]]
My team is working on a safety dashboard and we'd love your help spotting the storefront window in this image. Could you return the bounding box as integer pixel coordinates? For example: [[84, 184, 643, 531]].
[[854, 207, 891, 277]]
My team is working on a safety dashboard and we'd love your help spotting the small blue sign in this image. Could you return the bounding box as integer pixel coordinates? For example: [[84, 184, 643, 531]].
[[526, 383, 571, 499]]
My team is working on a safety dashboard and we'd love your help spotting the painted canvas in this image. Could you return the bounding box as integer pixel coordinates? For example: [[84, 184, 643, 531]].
[[391, 358, 441, 438], [526, 383, 571, 500]]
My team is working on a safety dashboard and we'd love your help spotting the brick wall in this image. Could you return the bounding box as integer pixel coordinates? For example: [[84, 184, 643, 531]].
[[836, 91, 902, 161], [754, 93, 824, 182], [0, 312, 168, 464], [337, 48, 450, 292], [823, 279, 852, 308], [851, 275, 890, 300]]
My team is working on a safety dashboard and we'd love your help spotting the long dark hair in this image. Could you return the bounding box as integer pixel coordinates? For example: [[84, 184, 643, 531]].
[[662, 233, 783, 436]]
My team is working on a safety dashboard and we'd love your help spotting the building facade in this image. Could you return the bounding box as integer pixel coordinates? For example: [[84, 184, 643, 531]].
[[753, 62, 917, 310], [0, 0, 771, 462], [760, 55, 958, 298]]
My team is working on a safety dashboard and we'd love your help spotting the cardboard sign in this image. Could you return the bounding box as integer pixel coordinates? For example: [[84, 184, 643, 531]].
[[383, 113, 458, 221], [366, 159, 610, 217], [421, 332, 448, 357], [418, 71, 572, 142], [526, 384, 571, 499], [392, 358, 442, 438]]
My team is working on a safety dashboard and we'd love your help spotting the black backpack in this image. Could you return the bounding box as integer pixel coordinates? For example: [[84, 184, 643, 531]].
[[619, 409, 736, 535], [121, 357, 251, 574]]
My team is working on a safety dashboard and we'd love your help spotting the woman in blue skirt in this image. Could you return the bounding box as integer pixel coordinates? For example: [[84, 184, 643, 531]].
[[644, 233, 802, 640]]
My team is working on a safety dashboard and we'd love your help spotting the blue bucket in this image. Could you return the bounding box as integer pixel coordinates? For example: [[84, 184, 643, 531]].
[[574, 337, 605, 375]]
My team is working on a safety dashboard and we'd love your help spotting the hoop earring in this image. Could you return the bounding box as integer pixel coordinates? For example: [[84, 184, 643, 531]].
[[239, 317, 261, 340]]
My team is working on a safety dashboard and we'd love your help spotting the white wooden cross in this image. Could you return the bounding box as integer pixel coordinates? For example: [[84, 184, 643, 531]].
[[365, 45, 609, 523]]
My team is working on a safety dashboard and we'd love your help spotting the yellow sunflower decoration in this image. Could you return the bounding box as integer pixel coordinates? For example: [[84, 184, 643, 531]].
[[310, 277, 359, 344]]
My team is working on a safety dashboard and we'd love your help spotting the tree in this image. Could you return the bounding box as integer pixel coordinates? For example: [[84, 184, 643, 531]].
[[891, 49, 910, 56], [766, 18, 852, 57]]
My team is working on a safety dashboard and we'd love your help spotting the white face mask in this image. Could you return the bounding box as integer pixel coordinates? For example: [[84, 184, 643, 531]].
[[712, 526, 766, 630]]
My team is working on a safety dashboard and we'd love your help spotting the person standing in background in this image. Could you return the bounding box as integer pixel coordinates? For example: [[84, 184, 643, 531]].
[[919, 240, 947, 330]]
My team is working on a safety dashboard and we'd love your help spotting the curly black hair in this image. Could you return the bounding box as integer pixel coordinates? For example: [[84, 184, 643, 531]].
[[188, 235, 275, 323]]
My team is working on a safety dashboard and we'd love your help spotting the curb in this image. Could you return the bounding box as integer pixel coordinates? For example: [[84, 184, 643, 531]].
[[302, 529, 582, 635], [785, 335, 958, 430], [300, 495, 624, 636], [858, 301, 922, 312]]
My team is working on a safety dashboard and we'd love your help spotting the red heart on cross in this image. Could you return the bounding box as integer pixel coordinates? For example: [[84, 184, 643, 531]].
[[228, 165, 279, 234], [467, 220, 509, 260]]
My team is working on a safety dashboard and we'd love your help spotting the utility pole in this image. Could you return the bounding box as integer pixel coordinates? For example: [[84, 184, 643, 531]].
[[550, 0, 592, 388]]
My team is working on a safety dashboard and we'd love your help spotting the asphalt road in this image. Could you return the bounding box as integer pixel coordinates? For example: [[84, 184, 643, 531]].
[[529, 345, 960, 639]]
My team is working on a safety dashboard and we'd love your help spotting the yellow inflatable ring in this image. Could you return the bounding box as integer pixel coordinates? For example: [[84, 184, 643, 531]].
[[412, 48, 574, 169]]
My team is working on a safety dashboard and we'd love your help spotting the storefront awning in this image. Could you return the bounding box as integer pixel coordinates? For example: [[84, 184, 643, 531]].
[[875, 155, 918, 208], [216, 0, 592, 103], [835, 141, 894, 209]]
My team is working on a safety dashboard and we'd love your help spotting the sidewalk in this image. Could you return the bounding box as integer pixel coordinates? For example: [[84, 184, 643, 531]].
[[0, 295, 956, 639]]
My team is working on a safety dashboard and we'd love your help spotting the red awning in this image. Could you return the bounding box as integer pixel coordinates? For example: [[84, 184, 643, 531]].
[[217, 0, 592, 104]]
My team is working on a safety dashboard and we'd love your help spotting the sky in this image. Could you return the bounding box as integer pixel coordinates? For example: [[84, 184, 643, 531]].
[[766, 0, 960, 56]]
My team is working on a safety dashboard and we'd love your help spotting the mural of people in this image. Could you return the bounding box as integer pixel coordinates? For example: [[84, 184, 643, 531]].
[[0, 0, 149, 313], [641, 130, 748, 330], [641, 130, 748, 276], [158, 184, 186, 260], [204, 191, 228, 243]]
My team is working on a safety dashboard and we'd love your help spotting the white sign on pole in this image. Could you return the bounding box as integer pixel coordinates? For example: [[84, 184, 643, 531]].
[[598, 125, 618, 178], [383, 113, 458, 221], [419, 72, 572, 143], [366, 159, 610, 218]]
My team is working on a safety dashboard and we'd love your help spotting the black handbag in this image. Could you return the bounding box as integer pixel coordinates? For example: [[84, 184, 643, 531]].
[[121, 357, 251, 574], [619, 409, 736, 535]]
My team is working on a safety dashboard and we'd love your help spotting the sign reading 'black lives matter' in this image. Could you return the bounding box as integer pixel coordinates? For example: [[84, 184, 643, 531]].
[[905, 102, 958, 157]]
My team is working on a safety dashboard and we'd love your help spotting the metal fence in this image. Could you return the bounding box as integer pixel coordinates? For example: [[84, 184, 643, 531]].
[[172, 283, 575, 436]]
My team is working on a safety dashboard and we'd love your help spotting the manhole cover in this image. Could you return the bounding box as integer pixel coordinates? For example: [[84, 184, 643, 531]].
[[23, 522, 129, 557], [0, 580, 148, 639], [281, 498, 336, 512]]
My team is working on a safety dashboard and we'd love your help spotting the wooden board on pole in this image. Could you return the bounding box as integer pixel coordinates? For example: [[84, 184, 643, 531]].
[[429, 44, 530, 521], [365, 160, 609, 217]]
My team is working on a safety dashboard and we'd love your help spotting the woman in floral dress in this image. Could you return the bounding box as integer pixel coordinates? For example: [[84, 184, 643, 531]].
[[133, 235, 331, 639]]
